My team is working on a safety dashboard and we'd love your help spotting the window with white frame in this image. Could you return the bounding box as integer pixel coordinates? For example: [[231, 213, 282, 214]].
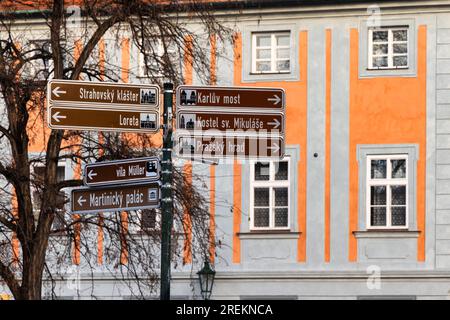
[[368, 27, 408, 69], [251, 32, 290, 74], [140, 209, 160, 231], [32, 164, 67, 232], [366, 155, 408, 229], [250, 159, 290, 230], [138, 38, 179, 78]]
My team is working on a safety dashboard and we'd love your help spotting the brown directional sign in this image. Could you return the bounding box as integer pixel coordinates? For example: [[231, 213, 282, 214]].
[[84, 157, 160, 187], [176, 135, 284, 159], [177, 111, 284, 134], [48, 106, 160, 133], [48, 79, 160, 108], [176, 85, 285, 110], [71, 183, 160, 214]]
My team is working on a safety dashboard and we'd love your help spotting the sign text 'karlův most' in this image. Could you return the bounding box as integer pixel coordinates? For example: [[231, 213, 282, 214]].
[[176, 86, 285, 110], [71, 183, 160, 214], [84, 157, 160, 187]]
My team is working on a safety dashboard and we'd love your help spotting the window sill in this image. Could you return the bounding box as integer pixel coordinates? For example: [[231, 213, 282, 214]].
[[136, 75, 165, 79], [249, 72, 291, 75], [238, 231, 300, 240], [353, 230, 420, 239], [366, 67, 409, 71]]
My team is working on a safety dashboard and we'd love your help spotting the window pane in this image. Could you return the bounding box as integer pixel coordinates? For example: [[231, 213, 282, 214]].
[[276, 35, 290, 46], [371, 186, 386, 205], [274, 208, 288, 227], [277, 48, 290, 59], [35, 166, 65, 182], [371, 160, 387, 179], [56, 192, 66, 210], [141, 209, 157, 229], [393, 43, 407, 54], [274, 188, 288, 207], [57, 166, 65, 182], [275, 161, 288, 180], [371, 207, 387, 226], [373, 44, 388, 55], [391, 185, 406, 205], [254, 188, 269, 206], [393, 30, 408, 41], [52, 213, 66, 231], [372, 30, 388, 42], [276, 60, 290, 71], [254, 208, 270, 227], [256, 49, 271, 59], [256, 35, 271, 47], [256, 61, 271, 72], [372, 56, 388, 68], [391, 206, 406, 226], [393, 56, 408, 67], [255, 162, 270, 181], [391, 159, 406, 178]]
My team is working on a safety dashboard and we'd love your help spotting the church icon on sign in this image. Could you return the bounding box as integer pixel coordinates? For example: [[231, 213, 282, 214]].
[[180, 90, 196, 105], [140, 88, 156, 105], [140, 113, 156, 129]]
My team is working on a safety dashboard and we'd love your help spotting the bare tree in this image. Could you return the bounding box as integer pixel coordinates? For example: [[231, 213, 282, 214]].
[[0, 0, 231, 300]]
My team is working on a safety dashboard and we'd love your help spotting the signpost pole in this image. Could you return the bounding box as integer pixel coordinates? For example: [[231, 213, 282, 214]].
[[160, 83, 173, 300]]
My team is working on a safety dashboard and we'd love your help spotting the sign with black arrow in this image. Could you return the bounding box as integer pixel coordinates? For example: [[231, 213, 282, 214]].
[[84, 157, 160, 187]]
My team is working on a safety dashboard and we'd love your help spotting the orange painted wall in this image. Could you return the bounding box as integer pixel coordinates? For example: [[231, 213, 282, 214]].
[[232, 31, 308, 262], [182, 35, 194, 264], [182, 163, 193, 265], [348, 26, 427, 262], [209, 34, 217, 264]]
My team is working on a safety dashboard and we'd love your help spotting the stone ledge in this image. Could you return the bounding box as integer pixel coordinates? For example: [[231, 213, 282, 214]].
[[353, 230, 420, 239], [237, 231, 301, 239]]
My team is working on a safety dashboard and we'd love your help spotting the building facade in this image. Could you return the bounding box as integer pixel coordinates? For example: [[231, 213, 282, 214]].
[[2, 0, 450, 299]]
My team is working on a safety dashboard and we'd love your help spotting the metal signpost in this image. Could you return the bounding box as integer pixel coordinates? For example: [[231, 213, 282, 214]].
[[47, 79, 287, 300]]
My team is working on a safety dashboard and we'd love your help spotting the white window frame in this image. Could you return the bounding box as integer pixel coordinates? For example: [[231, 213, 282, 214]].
[[249, 158, 290, 231], [368, 27, 409, 70], [251, 32, 291, 74], [366, 154, 408, 230], [139, 208, 161, 232], [137, 38, 178, 78], [31, 162, 68, 233]]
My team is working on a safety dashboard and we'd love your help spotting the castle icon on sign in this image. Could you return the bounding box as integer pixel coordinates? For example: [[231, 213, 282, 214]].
[[180, 90, 197, 105], [140, 113, 156, 129], [179, 114, 196, 129], [140, 88, 156, 105]]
